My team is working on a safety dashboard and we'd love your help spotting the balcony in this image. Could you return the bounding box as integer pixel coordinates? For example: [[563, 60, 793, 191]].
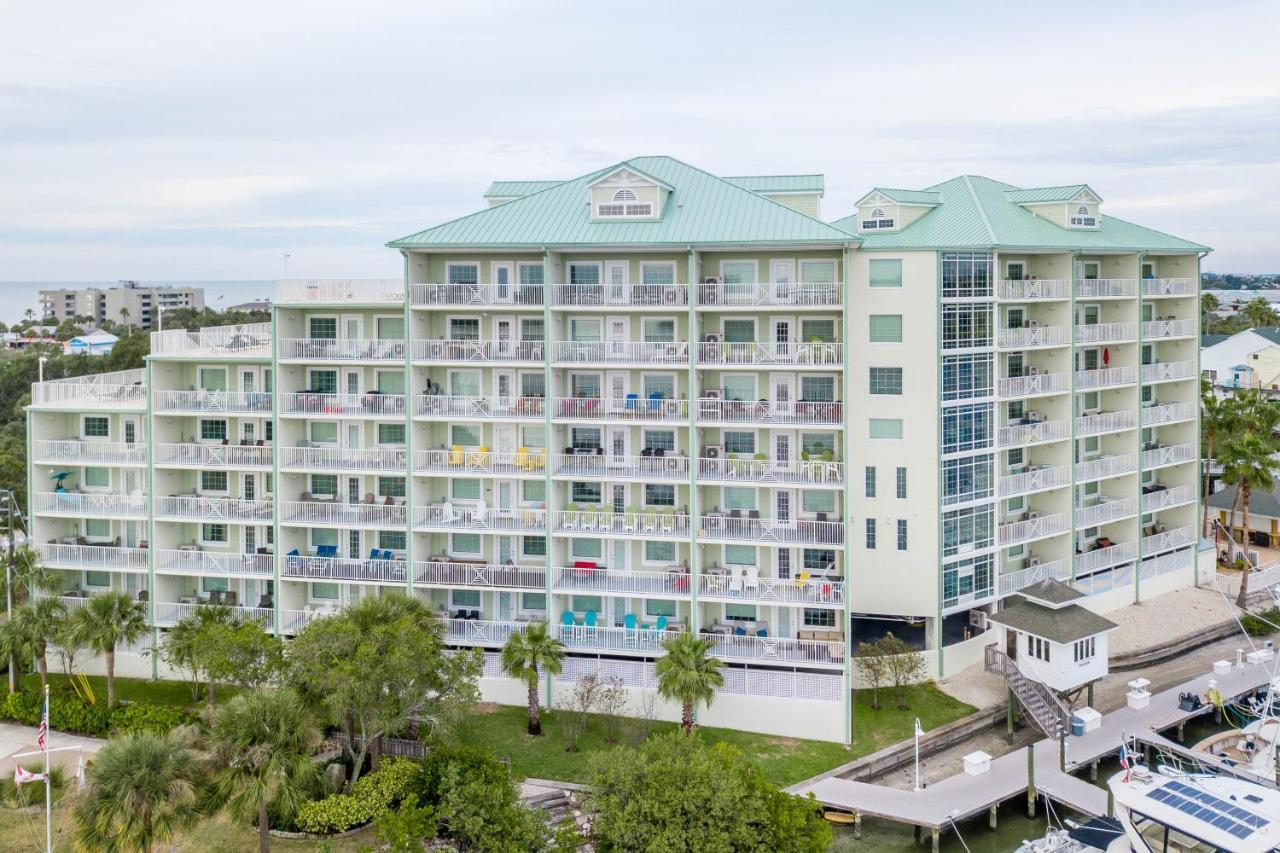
[[1141, 401, 1196, 426], [696, 341, 843, 366], [153, 390, 272, 415], [34, 491, 146, 519], [699, 514, 844, 545], [1076, 497, 1137, 527], [281, 445, 407, 472], [549, 624, 843, 666], [697, 398, 842, 426], [698, 572, 844, 606], [1075, 322, 1137, 345], [415, 395, 544, 420], [998, 557, 1072, 596], [277, 279, 404, 305], [414, 505, 545, 533], [998, 279, 1069, 300], [1142, 443, 1196, 470], [997, 418, 1069, 448], [554, 341, 690, 365], [1140, 361, 1196, 383], [696, 457, 843, 486], [152, 601, 307, 632], [415, 561, 545, 590], [279, 338, 406, 362], [1141, 484, 1195, 512], [1077, 365, 1138, 392], [696, 282, 840, 308], [999, 465, 1069, 497], [1143, 524, 1196, 553], [551, 283, 687, 309], [36, 543, 148, 572], [1075, 454, 1137, 482], [996, 325, 1070, 349], [1076, 410, 1137, 436], [414, 340, 545, 363], [154, 443, 272, 469], [556, 509, 689, 539], [410, 282, 544, 308], [155, 549, 274, 577], [281, 500, 407, 528], [284, 554, 408, 585], [1142, 278, 1197, 298], [552, 566, 691, 598], [998, 511, 1069, 546], [555, 396, 688, 422], [1141, 319, 1196, 340], [31, 369, 146, 409], [150, 324, 272, 357], [280, 392, 405, 418], [154, 495, 274, 523], [553, 453, 688, 481], [417, 448, 546, 476], [31, 440, 146, 466], [1076, 279, 1136, 299], [998, 372, 1069, 398]]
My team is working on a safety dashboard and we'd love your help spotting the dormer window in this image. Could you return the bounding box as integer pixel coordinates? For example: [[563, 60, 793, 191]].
[[1070, 204, 1097, 228], [598, 188, 653, 218], [862, 207, 895, 230]]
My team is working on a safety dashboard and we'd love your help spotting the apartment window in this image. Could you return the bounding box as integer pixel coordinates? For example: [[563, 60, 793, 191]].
[[201, 523, 228, 544], [862, 207, 894, 230], [449, 318, 480, 340], [868, 258, 903, 288], [869, 418, 903, 440], [941, 252, 993, 298], [942, 354, 994, 401], [308, 422, 337, 445], [378, 477, 406, 498], [722, 375, 755, 401], [518, 593, 546, 613], [451, 533, 481, 555], [1006, 261, 1026, 281], [865, 466, 876, 498], [724, 545, 756, 565], [377, 423, 405, 445], [449, 371, 480, 397], [643, 374, 674, 399], [522, 536, 546, 557], [804, 548, 836, 571], [309, 369, 338, 394], [451, 425, 480, 447], [643, 430, 675, 452], [84, 571, 111, 589], [869, 367, 903, 395], [865, 518, 876, 549], [452, 479, 480, 501], [200, 470, 228, 493], [645, 540, 676, 563], [802, 491, 835, 514], [203, 577, 230, 594], [378, 530, 406, 551], [724, 431, 755, 455], [943, 455, 993, 505], [721, 261, 756, 284], [82, 416, 109, 438], [200, 419, 228, 441], [722, 487, 756, 511], [376, 370, 405, 395], [570, 373, 600, 398], [1073, 637, 1096, 663], [643, 598, 676, 619], [83, 467, 110, 489], [896, 467, 907, 499], [451, 589, 481, 609], [520, 317, 544, 341], [723, 319, 755, 343], [447, 264, 479, 285], [1070, 206, 1096, 228], [522, 427, 545, 448], [645, 484, 675, 507], [644, 319, 675, 342], [942, 304, 993, 349], [942, 505, 994, 556], [311, 528, 338, 549], [569, 317, 602, 342], [804, 608, 836, 628], [942, 403, 993, 453], [571, 428, 601, 451], [310, 474, 337, 496], [599, 190, 652, 218], [376, 316, 404, 339], [801, 319, 836, 342], [85, 519, 110, 539], [801, 433, 836, 457], [518, 264, 544, 285], [571, 482, 602, 504], [897, 519, 908, 551], [942, 553, 994, 608], [641, 263, 676, 285], [568, 263, 600, 285], [520, 373, 545, 397], [309, 317, 338, 339], [799, 260, 836, 283], [523, 480, 546, 504], [572, 537, 603, 560], [869, 314, 903, 343], [724, 603, 757, 622]]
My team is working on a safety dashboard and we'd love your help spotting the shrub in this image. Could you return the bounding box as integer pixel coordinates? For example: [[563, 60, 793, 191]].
[[1242, 606, 1280, 637], [294, 757, 421, 835], [2, 692, 110, 736], [423, 745, 548, 852], [374, 793, 437, 852], [109, 702, 192, 735]]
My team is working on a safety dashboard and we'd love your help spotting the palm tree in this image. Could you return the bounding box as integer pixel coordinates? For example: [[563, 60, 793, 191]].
[[1219, 432, 1280, 606], [1201, 380, 1238, 533], [71, 592, 148, 708], [1202, 291, 1221, 332], [654, 632, 724, 733], [1, 545, 60, 607], [118, 306, 131, 331], [209, 687, 321, 853], [73, 730, 204, 852], [1240, 297, 1278, 330], [0, 597, 66, 691], [500, 621, 565, 736]]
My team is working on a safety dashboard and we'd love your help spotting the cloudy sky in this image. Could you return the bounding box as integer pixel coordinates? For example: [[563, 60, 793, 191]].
[[2, 0, 1277, 281]]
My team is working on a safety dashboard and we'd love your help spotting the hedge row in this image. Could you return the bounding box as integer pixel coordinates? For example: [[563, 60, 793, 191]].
[[0, 691, 193, 737], [295, 758, 421, 834]]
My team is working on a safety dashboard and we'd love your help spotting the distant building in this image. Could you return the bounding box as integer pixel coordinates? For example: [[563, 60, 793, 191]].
[[39, 282, 204, 329], [1201, 327, 1280, 392], [62, 330, 118, 356], [226, 299, 272, 312]]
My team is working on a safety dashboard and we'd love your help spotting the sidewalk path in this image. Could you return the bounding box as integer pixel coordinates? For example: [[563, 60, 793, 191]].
[[0, 723, 105, 776]]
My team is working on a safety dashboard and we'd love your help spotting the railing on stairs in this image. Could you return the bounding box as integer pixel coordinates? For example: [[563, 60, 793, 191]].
[[984, 644, 1072, 738]]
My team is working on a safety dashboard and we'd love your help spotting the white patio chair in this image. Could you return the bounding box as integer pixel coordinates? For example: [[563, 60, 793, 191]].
[[470, 501, 488, 528]]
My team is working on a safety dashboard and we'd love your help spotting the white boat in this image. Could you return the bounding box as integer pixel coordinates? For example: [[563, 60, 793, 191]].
[[1016, 818, 1127, 852], [1108, 765, 1280, 852], [1193, 674, 1280, 783]]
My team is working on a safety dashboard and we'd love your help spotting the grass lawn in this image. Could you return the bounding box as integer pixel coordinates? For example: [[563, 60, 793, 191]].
[[16, 672, 232, 710]]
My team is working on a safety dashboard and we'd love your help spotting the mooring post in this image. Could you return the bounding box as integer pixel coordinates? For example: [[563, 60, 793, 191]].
[[1107, 788, 1115, 818], [1177, 721, 1185, 742], [1087, 681, 1094, 708], [1090, 760, 1099, 782], [914, 825, 922, 844], [1007, 685, 1016, 743], [931, 827, 940, 853], [1059, 730, 1067, 771], [1027, 748, 1036, 818], [988, 804, 998, 830], [853, 812, 861, 840]]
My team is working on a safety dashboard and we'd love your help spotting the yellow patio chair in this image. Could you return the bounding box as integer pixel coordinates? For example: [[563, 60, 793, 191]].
[[515, 446, 529, 471], [448, 444, 464, 466], [794, 570, 811, 589]]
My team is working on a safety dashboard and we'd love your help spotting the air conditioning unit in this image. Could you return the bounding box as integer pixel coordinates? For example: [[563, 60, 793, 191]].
[[1026, 365, 1041, 375], [704, 332, 723, 344], [1083, 408, 1101, 417], [1026, 410, 1044, 422], [703, 445, 724, 459], [969, 610, 988, 630], [1028, 555, 1043, 567], [704, 388, 723, 400], [704, 276, 723, 285], [1027, 511, 1040, 520]]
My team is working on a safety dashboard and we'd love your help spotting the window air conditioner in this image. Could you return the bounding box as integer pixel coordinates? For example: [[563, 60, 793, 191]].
[[704, 332, 723, 344], [1026, 410, 1044, 422], [968, 610, 988, 630], [704, 276, 723, 285], [704, 388, 723, 400], [703, 445, 724, 459], [1026, 365, 1041, 375], [1026, 511, 1040, 520], [1028, 555, 1042, 567]]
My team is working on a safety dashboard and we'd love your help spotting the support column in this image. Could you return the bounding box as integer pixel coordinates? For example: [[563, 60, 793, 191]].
[[1026, 747, 1036, 818], [988, 804, 998, 830], [853, 812, 861, 840], [1006, 685, 1016, 743], [144, 360, 158, 680], [400, 251, 415, 599], [840, 244, 855, 746], [541, 248, 555, 710], [686, 248, 701, 725], [931, 827, 940, 853]]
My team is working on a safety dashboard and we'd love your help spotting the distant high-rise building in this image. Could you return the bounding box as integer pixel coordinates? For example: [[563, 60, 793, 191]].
[[39, 282, 204, 328]]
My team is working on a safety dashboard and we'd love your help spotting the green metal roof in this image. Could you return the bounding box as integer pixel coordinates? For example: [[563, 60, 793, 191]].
[[483, 180, 562, 198], [1004, 184, 1095, 204], [862, 188, 942, 205], [723, 174, 824, 193], [390, 156, 854, 249], [831, 175, 1209, 252]]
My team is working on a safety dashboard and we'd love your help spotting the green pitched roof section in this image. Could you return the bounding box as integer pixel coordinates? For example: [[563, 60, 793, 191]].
[[723, 174, 825, 193], [483, 180, 562, 198], [390, 157, 854, 249], [832, 175, 1209, 252], [1004, 184, 1097, 204], [864, 188, 942, 205]]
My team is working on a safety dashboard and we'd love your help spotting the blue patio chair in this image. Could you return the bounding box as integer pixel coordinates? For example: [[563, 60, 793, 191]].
[[380, 549, 394, 560], [734, 626, 747, 636], [286, 548, 300, 557], [648, 392, 662, 413], [625, 393, 639, 410], [655, 614, 668, 632], [756, 628, 768, 638], [623, 612, 638, 645], [624, 613, 638, 630], [584, 610, 598, 631], [560, 611, 575, 628], [368, 548, 380, 560]]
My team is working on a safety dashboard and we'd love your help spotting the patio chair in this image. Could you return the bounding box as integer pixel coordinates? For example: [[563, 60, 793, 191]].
[[380, 549, 394, 561], [580, 509, 597, 532], [623, 613, 639, 645], [728, 568, 744, 596], [734, 625, 747, 636], [257, 594, 273, 609], [744, 564, 760, 594], [223, 591, 238, 607], [363, 493, 375, 505], [563, 504, 579, 531], [560, 611, 575, 636], [653, 614, 668, 635], [583, 610, 598, 637], [368, 548, 380, 560], [470, 501, 488, 528], [755, 628, 768, 638], [660, 509, 675, 535], [209, 590, 224, 605], [449, 445, 464, 466], [440, 502, 462, 525], [286, 548, 300, 557], [514, 447, 529, 471]]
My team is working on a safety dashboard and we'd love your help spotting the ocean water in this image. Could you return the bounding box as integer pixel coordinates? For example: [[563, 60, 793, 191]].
[[0, 281, 276, 324]]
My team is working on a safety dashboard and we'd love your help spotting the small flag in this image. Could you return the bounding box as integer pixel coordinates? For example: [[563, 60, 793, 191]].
[[1119, 743, 1131, 783], [14, 765, 45, 786], [36, 715, 46, 751]]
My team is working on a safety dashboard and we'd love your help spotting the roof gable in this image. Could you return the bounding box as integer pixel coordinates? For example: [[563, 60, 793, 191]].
[[1004, 184, 1101, 204], [855, 188, 942, 207], [588, 165, 674, 193]]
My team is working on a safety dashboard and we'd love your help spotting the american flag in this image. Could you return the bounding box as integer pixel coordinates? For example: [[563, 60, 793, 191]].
[[1119, 742, 1130, 783], [36, 709, 46, 751]]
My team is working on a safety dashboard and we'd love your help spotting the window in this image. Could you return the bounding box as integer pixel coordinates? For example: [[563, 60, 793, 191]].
[[724, 544, 756, 565], [869, 315, 902, 343], [571, 428, 601, 451], [82, 416, 109, 438], [800, 376, 834, 402], [645, 598, 677, 617], [449, 370, 480, 397], [645, 540, 676, 563], [1073, 637, 1096, 663], [308, 317, 338, 339], [522, 536, 546, 557], [868, 259, 902, 288], [722, 375, 755, 401], [942, 354, 994, 401], [200, 470, 228, 493], [941, 252, 993, 298], [801, 433, 836, 457], [308, 421, 337, 445], [942, 553, 994, 608], [378, 423, 405, 445], [644, 319, 675, 342], [84, 571, 110, 589], [378, 477, 406, 498], [724, 603, 757, 621], [202, 576, 230, 593], [862, 207, 895, 230], [447, 264, 479, 285], [869, 367, 903, 395], [724, 431, 755, 455], [379, 530, 406, 551], [643, 430, 675, 452], [942, 505, 994, 556], [522, 592, 547, 612], [569, 317, 602, 342], [803, 609, 836, 628], [450, 589, 481, 608], [805, 548, 836, 571], [865, 466, 876, 498], [571, 595, 604, 613], [801, 319, 836, 342], [869, 418, 902, 440], [1006, 261, 1026, 281], [645, 484, 675, 507], [1028, 635, 1050, 662], [641, 263, 676, 285], [570, 373, 600, 398], [942, 403, 993, 453], [803, 491, 835, 514], [201, 523, 228, 544], [599, 189, 652, 217], [85, 519, 109, 539], [451, 425, 480, 447], [518, 264, 544, 285], [572, 538, 603, 559], [897, 519, 908, 551], [896, 467, 907, 499], [1070, 205, 1096, 228], [376, 316, 404, 339], [523, 480, 546, 504], [83, 467, 110, 489], [571, 482, 602, 504], [310, 474, 337, 496], [198, 367, 227, 392], [521, 372, 545, 397], [643, 374, 674, 399], [799, 260, 836, 284], [943, 455, 993, 505], [722, 319, 755, 343], [200, 419, 228, 441], [721, 261, 756, 284], [864, 518, 876, 549], [309, 369, 338, 394], [722, 487, 756, 511], [451, 533, 481, 555], [449, 318, 480, 340], [942, 304, 993, 349], [311, 528, 338, 549], [451, 479, 480, 501]]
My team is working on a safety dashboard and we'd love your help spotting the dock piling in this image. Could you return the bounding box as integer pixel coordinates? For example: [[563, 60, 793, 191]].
[[1176, 721, 1185, 742], [988, 804, 998, 830], [914, 825, 922, 844], [931, 827, 940, 853], [1026, 748, 1036, 818], [853, 813, 861, 840], [1090, 760, 1098, 782]]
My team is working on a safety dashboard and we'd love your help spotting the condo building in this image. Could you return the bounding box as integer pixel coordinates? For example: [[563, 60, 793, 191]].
[[25, 158, 1208, 742], [39, 282, 205, 329]]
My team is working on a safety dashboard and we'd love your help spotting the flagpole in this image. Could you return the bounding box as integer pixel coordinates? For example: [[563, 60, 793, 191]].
[[43, 683, 50, 853]]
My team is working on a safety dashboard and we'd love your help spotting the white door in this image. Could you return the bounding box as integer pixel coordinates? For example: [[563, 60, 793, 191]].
[[498, 536, 514, 564], [607, 371, 628, 406], [121, 417, 139, 446], [605, 261, 628, 303], [772, 373, 795, 416], [771, 318, 793, 361], [773, 432, 793, 472], [494, 371, 514, 404], [346, 476, 361, 503], [342, 315, 363, 340], [493, 425, 516, 455], [613, 539, 628, 573], [774, 489, 795, 526], [608, 426, 628, 462], [492, 317, 514, 358], [243, 473, 256, 501], [496, 481, 515, 511], [343, 369, 360, 396], [240, 367, 258, 393], [611, 484, 626, 514], [492, 263, 514, 303], [607, 317, 628, 359], [344, 422, 362, 449], [769, 259, 796, 301]]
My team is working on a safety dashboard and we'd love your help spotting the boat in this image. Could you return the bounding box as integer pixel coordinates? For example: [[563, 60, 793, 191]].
[[1016, 818, 1127, 852], [1193, 674, 1280, 783], [822, 810, 856, 825]]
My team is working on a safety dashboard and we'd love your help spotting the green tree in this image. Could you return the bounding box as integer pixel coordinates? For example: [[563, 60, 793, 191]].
[[878, 633, 928, 709], [589, 733, 831, 853], [420, 744, 548, 852], [73, 730, 204, 852], [654, 631, 724, 733], [69, 591, 149, 708], [161, 604, 236, 704], [855, 639, 891, 710], [1219, 432, 1280, 606], [201, 616, 283, 694], [1240, 296, 1278, 329], [1202, 291, 1220, 331], [1201, 380, 1238, 532], [0, 597, 66, 690], [209, 688, 321, 853], [1, 544, 60, 608], [500, 621, 565, 736]]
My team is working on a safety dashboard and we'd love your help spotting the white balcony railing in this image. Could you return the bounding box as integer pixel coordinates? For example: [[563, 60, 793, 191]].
[[34, 492, 147, 518], [698, 572, 845, 606], [697, 398, 842, 426], [153, 443, 272, 468], [552, 566, 691, 598], [284, 555, 409, 584], [997, 325, 1070, 349], [696, 457, 843, 485], [1076, 497, 1138, 527], [1141, 319, 1195, 339], [999, 465, 1069, 497], [998, 511, 1069, 545], [415, 561, 545, 589], [153, 390, 273, 415], [696, 341, 843, 366], [279, 338, 406, 361], [1140, 361, 1196, 383], [1074, 454, 1137, 482], [554, 453, 689, 481], [555, 341, 690, 364], [1076, 278, 1136, 298], [1142, 401, 1196, 426], [31, 440, 146, 466], [414, 505, 545, 533], [155, 549, 274, 577], [281, 445, 407, 472], [1076, 540, 1138, 574], [150, 324, 272, 356], [280, 392, 405, 417], [997, 418, 1070, 448], [1142, 525, 1196, 553], [555, 397, 689, 421], [417, 448, 546, 476], [415, 395, 545, 420], [281, 500, 407, 528], [550, 283, 688, 308], [1142, 278, 1197, 297], [1075, 322, 1137, 345], [411, 282, 545, 307], [556, 510, 690, 538], [154, 495, 274, 522], [153, 601, 277, 629], [998, 279, 1070, 300], [413, 340, 545, 362], [696, 282, 841, 308], [31, 369, 146, 408], [699, 515, 844, 545], [555, 625, 845, 667], [1142, 443, 1196, 469], [1076, 410, 1137, 436], [998, 372, 1069, 398], [1141, 484, 1195, 512], [36, 543, 148, 572], [278, 279, 404, 304], [998, 557, 1072, 595]]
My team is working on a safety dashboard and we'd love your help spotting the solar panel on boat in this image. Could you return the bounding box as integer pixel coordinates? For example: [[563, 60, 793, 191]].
[[1145, 781, 1271, 840]]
